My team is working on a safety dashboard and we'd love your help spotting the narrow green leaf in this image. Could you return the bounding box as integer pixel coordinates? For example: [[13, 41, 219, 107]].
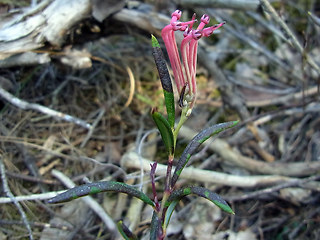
[[165, 186, 234, 214], [117, 221, 138, 240], [151, 34, 160, 48], [150, 211, 161, 240], [163, 91, 175, 129], [171, 121, 239, 187], [48, 181, 155, 207], [163, 200, 179, 229], [151, 35, 175, 128], [152, 110, 174, 155]]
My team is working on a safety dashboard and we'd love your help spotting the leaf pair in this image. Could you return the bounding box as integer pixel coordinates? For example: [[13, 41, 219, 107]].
[[148, 119, 238, 238], [163, 186, 234, 230], [171, 121, 239, 188]]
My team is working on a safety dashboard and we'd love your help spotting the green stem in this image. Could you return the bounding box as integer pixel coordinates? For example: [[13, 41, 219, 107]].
[[159, 154, 174, 233], [173, 106, 189, 145]]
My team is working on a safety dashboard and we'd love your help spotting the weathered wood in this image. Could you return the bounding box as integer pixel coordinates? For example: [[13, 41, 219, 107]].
[[0, 1, 261, 65], [0, 0, 91, 60], [0, 52, 50, 68]]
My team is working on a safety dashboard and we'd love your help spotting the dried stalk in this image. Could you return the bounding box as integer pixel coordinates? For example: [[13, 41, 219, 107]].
[[0, 157, 34, 240], [0, 190, 65, 204], [0, 86, 91, 129], [121, 151, 320, 188], [260, 0, 320, 75], [179, 125, 320, 177]]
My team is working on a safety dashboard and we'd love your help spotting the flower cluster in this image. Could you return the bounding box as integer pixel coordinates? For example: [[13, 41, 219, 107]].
[[161, 10, 225, 115]]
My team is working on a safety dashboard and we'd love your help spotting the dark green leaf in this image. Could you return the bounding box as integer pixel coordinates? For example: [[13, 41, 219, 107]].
[[171, 121, 239, 187], [165, 186, 234, 214], [163, 91, 175, 128], [48, 181, 155, 207], [150, 211, 161, 240], [151, 35, 175, 128], [152, 110, 174, 156], [163, 200, 179, 229], [117, 220, 138, 240]]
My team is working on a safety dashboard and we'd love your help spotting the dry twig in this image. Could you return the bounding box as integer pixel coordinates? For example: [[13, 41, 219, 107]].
[[0, 157, 34, 240], [0, 86, 91, 129], [121, 151, 320, 189], [179, 125, 320, 177], [226, 175, 320, 201], [246, 85, 319, 107], [260, 0, 320, 75], [0, 190, 65, 204]]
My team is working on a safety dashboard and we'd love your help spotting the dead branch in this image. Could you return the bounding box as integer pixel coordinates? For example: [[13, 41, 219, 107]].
[[0, 0, 91, 60], [0, 157, 34, 240], [179, 125, 320, 177], [0, 190, 65, 204], [0, 85, 91, 129], [226, 175, 320, 201], [260, 0, 320, 75], [121, 151, 320, 188], [246, 86, 319, 107]]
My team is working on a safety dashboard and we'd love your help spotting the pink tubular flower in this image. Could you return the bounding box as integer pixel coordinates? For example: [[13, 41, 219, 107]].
[[161, 10, 225, 114]]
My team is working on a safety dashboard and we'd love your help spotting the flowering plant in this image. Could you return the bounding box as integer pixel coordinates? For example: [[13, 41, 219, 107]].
[[161, 10, 225, 115], [48, 10, 238, 240]]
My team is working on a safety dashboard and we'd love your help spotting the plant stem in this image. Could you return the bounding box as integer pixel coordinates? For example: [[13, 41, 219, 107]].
[[164, 155, 174, 191], [158, 154, 174, 225], [150, 163, 161, 212], [173, 106, 189, 145]]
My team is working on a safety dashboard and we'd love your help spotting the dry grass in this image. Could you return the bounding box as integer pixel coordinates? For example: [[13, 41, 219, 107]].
[[0, 1, 320, 239]]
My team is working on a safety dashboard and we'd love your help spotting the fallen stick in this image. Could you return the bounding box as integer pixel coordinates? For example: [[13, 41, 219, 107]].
[[121, 151, 320, 189], [0, 86, 91, 129], [179, 125, 320, 177], [0, 190, 65, 204]]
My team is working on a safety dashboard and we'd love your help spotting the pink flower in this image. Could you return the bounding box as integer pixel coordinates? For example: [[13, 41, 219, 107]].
[[161, 10, 225, 113]]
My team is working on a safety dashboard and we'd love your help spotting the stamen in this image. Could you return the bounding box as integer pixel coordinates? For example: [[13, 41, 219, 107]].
[[198, 14, 210, 30], [202, 22, 226, 37]]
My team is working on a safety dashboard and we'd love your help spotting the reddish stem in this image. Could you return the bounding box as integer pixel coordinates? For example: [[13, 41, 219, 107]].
[[164, 155, 174, 192], [150, 163, 161, 212]]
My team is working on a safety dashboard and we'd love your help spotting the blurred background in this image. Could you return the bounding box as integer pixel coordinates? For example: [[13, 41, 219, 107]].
[[0, 0, 319, 239]]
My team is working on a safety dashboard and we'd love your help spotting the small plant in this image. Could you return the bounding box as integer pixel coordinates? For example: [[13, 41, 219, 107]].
[[48, 10, 238, 239]]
